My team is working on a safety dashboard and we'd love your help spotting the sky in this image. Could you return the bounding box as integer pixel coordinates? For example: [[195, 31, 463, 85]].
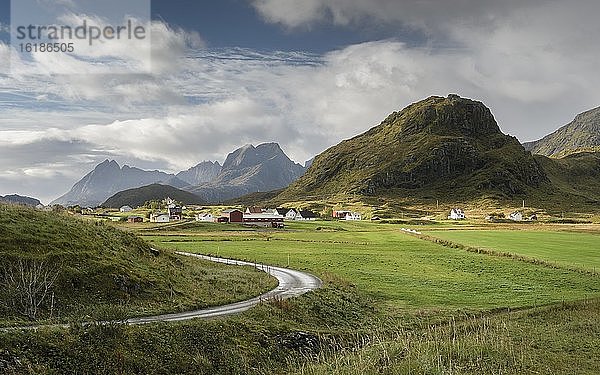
[[1, 0, 600, 204]]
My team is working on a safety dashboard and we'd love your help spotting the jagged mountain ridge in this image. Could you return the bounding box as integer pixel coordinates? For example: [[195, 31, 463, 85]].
[[176, 161, 222, 186], [51, 160, 181, 207], [188, 143, 306, 203], [280, 94, 547, 200], [52, 143, 307, 207], [524, 106, 600, 157]]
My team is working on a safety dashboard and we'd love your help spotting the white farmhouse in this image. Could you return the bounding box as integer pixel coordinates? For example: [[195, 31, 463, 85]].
[[448, 208, 465, 220], [150, 213, 170, 223], [345, 212, 362, 221], [296, 210, 317, 221], [120, 205, 133, 213], [195, 213, 214, 222], [509, 212, 523, 221], [285, 209, 298, 220]]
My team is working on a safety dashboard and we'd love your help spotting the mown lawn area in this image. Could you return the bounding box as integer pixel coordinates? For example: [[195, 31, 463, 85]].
[[426, 229, 600, 272]]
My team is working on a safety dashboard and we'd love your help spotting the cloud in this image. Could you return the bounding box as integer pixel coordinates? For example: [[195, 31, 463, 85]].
[[3, 2, 600, 202]]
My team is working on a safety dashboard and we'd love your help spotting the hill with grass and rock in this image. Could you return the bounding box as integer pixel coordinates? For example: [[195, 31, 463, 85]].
[[0, 194, 41, 207], [102, 183, 206, 208], [280, 95, 547, 201], [524, 106, 600, 157]]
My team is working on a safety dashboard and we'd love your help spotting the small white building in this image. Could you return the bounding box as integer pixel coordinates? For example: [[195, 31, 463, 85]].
[[296, 210, 317, 221], [285, 209, 298, 220], [345, 212, 362, 221], [196, 213, 214, 222], [509, 212, 523, 221], [448, 208, 465, 220], [120, 205, 133, 213], [150, 213, 170, 223]]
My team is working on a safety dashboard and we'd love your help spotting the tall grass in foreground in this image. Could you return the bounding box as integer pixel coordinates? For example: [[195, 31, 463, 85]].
[[288, 299, 600, 375]]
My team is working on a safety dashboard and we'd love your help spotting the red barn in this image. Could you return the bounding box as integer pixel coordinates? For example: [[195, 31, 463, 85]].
[[222, 209, 243, 223]]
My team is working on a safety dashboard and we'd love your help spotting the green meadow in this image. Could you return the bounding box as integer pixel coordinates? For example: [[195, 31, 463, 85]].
[[145, 221, 600, 313], [427, 229, 600, 272]]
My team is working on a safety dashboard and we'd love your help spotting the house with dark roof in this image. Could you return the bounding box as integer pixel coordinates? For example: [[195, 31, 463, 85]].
[[296, 210, 317, 221]]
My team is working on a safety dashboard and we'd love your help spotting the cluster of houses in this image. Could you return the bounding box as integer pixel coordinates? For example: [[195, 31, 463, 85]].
[[448, 208, 538, 222], [148, 199, 184, 223], [196, 207, 319, 228]]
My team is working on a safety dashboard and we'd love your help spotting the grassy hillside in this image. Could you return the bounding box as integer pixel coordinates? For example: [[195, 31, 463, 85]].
[[535, 152, 600, 205], [0, 204, 275, 325], [102, 183, 206, 208], [290, 298, 600, 375], [279, 95, 546, 202], [524, 106, 600, 157]]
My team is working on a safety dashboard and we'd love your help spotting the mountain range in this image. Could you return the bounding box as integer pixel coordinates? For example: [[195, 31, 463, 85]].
[[51, 143, 306, 207], [524, 106, 600, 157], [51, 95, 600, 209]]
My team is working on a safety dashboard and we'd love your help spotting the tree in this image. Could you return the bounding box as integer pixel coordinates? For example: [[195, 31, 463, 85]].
[[1, 260, 59, 321]]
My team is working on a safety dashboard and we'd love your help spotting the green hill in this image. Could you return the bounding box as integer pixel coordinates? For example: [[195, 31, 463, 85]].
[[102, 184, 206, 208], [535, 152, 600, 204], [0, 204, 274, 324], [280, 95, 547, 202], [524, 106, 600, 157]]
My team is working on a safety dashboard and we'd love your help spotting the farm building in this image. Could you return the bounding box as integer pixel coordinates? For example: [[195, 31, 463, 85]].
[[222, 209, 244, 223], [243, 213, 285, 228], [344, 212, 362, 221], [271, 208, 289, 216], [296, 210, 317, 221], [195, 213, 214, 222], [168, 206, 183, 221], [127, 216, 144, 223], [120, 205, 133, 213], [509, 212, 523, 221], [150, 213, 170, 223], [333, 210, 352, 219], [245, 206, 264, 214], [448, 208, 465, 220], [285, 209, 298, 220]]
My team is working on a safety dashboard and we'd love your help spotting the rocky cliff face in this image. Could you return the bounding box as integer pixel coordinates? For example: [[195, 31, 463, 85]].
[[524, 106, 600, 157], [281, 94, 547, 200], [189, 143, 306, 203], [176, 161, 222, 186]]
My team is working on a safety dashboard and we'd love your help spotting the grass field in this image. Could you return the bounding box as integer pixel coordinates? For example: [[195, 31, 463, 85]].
[[3, 213, 600, 374], [145, 221, 600, 313], [426, 229, 600, 272]]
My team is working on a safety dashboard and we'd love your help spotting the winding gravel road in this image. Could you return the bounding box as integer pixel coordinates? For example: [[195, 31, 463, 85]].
[[126, 252, 322, 324], [0, 252, 322, 331]]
